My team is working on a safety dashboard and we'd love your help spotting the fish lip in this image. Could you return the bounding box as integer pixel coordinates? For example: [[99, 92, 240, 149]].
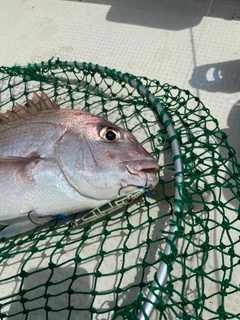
[[125, 160, 160, 175], [125, 160, 159, 185]]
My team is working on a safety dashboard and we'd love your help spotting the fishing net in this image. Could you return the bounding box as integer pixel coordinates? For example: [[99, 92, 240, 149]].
[[0, 59, 239, 320]]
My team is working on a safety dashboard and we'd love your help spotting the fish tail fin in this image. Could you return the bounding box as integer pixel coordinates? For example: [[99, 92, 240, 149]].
[[0, 221, 37, 238]]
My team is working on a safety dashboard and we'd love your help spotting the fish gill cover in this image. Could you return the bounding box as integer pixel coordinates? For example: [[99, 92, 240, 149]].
[[0, 59, 239, 319]]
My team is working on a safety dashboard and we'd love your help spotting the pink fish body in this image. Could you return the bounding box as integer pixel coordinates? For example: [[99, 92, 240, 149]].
[[0, 93, 159, 237]]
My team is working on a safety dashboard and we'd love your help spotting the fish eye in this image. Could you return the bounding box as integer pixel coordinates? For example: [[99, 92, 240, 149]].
[[99, 127, 120, 142]]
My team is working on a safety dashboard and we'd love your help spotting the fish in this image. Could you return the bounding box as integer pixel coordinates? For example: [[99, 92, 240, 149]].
[[0, 92, 159, 238]]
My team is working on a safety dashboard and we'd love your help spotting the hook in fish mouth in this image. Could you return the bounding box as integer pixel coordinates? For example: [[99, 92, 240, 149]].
[[119, 160, 158, 195]]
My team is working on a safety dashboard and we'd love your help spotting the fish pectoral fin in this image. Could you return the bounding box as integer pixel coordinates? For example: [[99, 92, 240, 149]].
[[0, 154, 41, 181], [0, 153, 40, 165], [0, 221, 37, 238]]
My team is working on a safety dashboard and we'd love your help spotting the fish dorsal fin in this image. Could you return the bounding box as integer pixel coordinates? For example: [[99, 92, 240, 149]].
[[0, 92, 59, 125]]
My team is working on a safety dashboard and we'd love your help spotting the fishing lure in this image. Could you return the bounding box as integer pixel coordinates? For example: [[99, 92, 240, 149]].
[[27, 185, 155, 229], [70, 185, 155, 227]]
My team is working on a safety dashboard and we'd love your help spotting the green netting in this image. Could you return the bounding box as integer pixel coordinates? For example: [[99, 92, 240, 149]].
[[0, 59, 239, 320]]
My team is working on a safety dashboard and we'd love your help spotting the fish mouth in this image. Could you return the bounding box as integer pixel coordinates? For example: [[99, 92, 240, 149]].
[[139, 167, 159, 174], [125, 160, 159, 186]]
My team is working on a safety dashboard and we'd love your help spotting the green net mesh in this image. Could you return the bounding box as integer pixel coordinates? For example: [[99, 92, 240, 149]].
[[0, 59, 239, 320]]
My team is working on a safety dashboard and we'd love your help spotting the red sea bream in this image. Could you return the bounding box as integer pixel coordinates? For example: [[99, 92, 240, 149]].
[[0, 92, 159, 237]]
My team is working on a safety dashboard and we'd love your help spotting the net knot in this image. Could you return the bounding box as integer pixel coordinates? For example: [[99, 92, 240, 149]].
[[165, 282, 174, 297], [67, 306, 74, 311], [45, 281, 53, 287], [194, 266, 205, 276], [19, 270, 29, 278], [103, 229, 111, 236], [192, 298, 201, 309], [228, 248, 236, 257], [44, 306, 52, 312], [182, 313, 192, 320], [81, 233, 89, 241], [67, 289, 75, 294], [74, 256, 82, 264], [223, 279, 230, 288], [2, 253, 10, 259], [155, 299, 166, 312], [22, 310, 30, 315], [56, 242, 63, 249], [221, 220, 231, 230], [95, 271, 102, 277], [217, 305, 226, 317], [221, 265, 228, 271], [48, 262, 56, 269], [89, 307, 97, 313], [20, 297, 28, 303], [30, 246, 38, 253], [19, 290, 27, 296], [64, 230, 71, 237], [199, 241, 209, 251], [120, 268, 126, 274], [127, 223, 133, 231], [122, 246, 129, 253], [146, 238, 153, 245]]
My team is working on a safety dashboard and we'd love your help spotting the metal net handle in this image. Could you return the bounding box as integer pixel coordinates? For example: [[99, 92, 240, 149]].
[[20, 61, 184, 319]]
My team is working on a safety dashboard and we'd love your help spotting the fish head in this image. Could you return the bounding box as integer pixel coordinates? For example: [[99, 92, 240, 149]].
[[55, 111, 159, 200]]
